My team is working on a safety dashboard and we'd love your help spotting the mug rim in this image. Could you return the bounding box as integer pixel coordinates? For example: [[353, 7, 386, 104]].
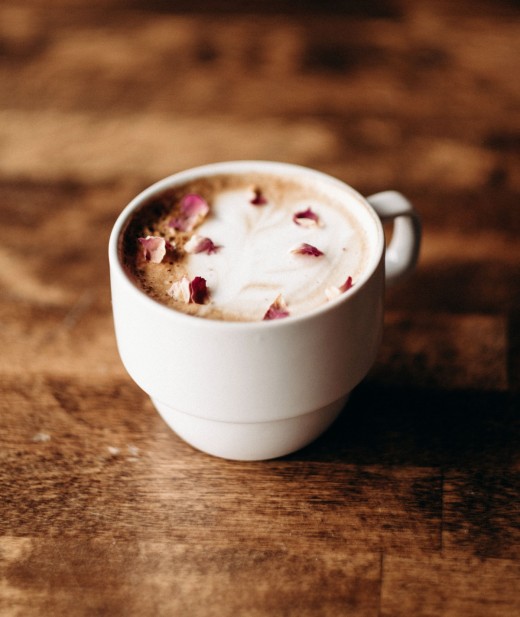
[[108, 160, 385, 330]]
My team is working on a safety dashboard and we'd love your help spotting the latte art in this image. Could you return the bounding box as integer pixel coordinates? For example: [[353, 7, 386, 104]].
[[122, 173, 371, 321]]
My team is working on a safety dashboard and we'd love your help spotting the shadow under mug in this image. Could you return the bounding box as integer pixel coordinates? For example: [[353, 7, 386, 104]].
[[109, 161, 421, 460]]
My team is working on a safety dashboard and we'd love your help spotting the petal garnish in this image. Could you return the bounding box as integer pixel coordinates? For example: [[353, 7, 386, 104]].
[[263, 294, 290, 320], [167, 275, 191, 303], [293, 207, 321, 227], [138, 236, 167, 263], [167, 275, 210, 304], [184, 234, 221, 254], [291, 243, 324, 257], [189, 276, 210, 304], [249, 187, 268, 206], [325, 276, 354, 300], [169, 194, 210, 231]]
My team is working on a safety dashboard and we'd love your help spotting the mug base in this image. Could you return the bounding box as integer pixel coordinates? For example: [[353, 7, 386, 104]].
[[151, 396, 349, 461]]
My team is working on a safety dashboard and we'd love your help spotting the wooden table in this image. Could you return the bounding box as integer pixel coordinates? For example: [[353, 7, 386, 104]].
[[1, 1, 518, 615]]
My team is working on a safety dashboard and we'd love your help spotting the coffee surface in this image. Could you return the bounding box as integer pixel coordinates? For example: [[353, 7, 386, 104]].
[[121, 173, 371, 321]]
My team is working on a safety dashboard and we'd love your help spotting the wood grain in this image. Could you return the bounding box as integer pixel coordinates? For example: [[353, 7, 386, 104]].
[[0, 0, 518, 615], [381, 554, 520, 617]]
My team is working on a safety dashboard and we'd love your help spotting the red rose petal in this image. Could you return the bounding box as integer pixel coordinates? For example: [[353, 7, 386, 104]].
[[184, 234, 221, 255], [339, 276, 354, 293], [263, 294, 289, 320], [249, 187, 268, 206], [291, 243, 324, 257], [169, 194, 210, 231], [138, 236, 167, 263], [189, 276, 210, 304], [293, 207, 321, 227]]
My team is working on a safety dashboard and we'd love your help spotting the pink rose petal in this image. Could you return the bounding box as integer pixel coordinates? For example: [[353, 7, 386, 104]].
[[189, 276, 210, 304], [291, 243, 324, 257], [293, 207, 321, 227], [138, 236, 167, 263], [167, 275, 191, 303], [263, 294, 289, 320], [169, 194, 210, 231], [325, 276, 354, 300], [249, 187, 268, 206], [184, 234, 221, 255], [180, 194, 210, 218]]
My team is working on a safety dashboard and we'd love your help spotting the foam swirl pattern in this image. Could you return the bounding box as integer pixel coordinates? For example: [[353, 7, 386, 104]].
[[185, 187, 368, 321]]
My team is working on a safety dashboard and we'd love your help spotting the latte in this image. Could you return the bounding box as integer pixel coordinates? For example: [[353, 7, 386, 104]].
[[121, 172, 371, 321]]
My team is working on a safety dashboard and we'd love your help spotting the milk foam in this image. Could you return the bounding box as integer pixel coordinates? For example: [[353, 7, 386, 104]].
[[184, 187, 367, 320], [125, 175, 371, 321]]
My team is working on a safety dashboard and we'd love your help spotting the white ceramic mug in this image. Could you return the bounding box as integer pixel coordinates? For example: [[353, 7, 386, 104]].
[[109, 161, 421, 460]]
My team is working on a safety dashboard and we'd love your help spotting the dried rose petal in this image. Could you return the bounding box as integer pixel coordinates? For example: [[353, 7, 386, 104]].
[[167, 275, 210, 305], [293, 207, 321, 227], [249, 187, 268, 206], [167, 275, 191, 303], [325, 276, 354, 300], [339, 276, 354, 292], [184, 234, 221, 255], [138, 236, 167, 263], [180, 194, 209, 218], [291, 243, 324, 257], [189, 276, 210, 304], [169, 194, 210, 231], [263, 294, 289, 320]]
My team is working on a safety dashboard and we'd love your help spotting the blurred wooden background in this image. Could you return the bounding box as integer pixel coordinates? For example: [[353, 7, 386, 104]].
[[0, 1, 519, 615]]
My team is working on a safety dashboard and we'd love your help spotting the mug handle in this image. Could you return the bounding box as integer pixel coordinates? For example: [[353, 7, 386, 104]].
[[366, 191, 421, 286]]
